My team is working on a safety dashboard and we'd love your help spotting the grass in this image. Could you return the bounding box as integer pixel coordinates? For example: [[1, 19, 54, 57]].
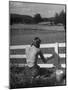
[[10, 64, 66, 89], [10, 24, 65, 45]]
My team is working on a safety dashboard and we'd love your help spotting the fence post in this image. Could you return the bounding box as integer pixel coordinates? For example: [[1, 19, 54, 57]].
[[54, 42, 59, 55], [54, 42, 62, 69]]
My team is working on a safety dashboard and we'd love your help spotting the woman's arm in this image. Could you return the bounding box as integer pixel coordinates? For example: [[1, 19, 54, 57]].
[[39, 50, 48, 63], [39, 50, 57, 63]]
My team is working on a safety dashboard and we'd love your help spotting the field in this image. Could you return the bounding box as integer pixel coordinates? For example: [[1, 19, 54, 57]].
[[10, 24, 66, 88], [10, 24, 65, 45]]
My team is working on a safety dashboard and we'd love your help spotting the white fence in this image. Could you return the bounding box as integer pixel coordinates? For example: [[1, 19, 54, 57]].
[[10, 42, 66, 68]]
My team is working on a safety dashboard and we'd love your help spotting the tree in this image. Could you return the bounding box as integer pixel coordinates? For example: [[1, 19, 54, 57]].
[[54, 13, 59, 25], [33, 14, 42, 23], [59, 10, 66, 30], [54, 10, 66, 30]]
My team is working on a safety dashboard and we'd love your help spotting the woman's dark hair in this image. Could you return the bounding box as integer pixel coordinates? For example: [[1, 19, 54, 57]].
[[31, 37, 41, 48]]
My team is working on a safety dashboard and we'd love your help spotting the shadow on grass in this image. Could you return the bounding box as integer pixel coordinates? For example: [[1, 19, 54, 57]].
[[9, 65, 66, 89]]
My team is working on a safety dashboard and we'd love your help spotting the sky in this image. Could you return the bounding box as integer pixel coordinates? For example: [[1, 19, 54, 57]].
[[9, 1, 65, 18]]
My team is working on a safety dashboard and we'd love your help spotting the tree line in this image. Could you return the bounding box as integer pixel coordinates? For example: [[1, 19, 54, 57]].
[[10, 10, 66, 29]]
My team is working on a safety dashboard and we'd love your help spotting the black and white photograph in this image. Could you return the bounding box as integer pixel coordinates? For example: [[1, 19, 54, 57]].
[[9, 1, 66, 89]]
